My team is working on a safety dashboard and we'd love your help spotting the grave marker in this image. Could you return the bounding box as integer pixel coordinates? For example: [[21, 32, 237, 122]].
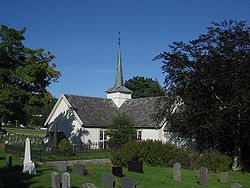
[[101, 173, 115, 187], [198, 167, 208, 186], [51, 172, 60, 188], [23, 137, 36, 175], [80, 183, 98, 188], [128, 161, 143, 173], [121, 177, 136, 188], [72, 163, 85, 176], [62, 172, 71, 188], [173, 162, 181, 181], [230, 183, 243, 188], [219, 171, 228, 183], [112, 166, 124, 177], [56, 161, 67, 172], [6, 156, 12, 169]]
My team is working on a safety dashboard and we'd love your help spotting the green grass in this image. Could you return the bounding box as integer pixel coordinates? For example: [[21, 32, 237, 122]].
[[4, 128, 47, 135], [0, 147, 249, 188]]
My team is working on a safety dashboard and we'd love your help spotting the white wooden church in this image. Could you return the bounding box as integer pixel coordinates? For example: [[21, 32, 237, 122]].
[[44, 45, 193, 149]]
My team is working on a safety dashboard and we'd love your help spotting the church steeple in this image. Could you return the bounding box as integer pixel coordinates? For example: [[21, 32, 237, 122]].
[[106, 33, 132, 108], [115, 47, 123, 88]]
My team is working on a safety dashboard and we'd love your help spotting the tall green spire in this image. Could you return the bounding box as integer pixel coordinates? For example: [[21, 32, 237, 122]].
[[106, 34, 132, 94], [115, 47, 123, 87]]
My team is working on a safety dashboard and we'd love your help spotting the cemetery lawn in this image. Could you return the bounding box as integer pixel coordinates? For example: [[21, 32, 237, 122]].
[[3, 127, 47, 135], [0, 148, 249, 188]]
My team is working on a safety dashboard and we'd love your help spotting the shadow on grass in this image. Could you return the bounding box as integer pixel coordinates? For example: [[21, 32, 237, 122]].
[[0, 165, 51, 188]]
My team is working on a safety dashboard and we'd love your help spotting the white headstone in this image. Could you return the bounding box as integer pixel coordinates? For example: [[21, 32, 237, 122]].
[[62, 172, 71, 188], [23, 137, 36, 175]]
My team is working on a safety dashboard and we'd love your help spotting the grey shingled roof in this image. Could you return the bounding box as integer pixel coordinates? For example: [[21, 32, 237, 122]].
[[64, 95, 118, 127], [120, 97, 161, 128], [64, 94, 164, 128]]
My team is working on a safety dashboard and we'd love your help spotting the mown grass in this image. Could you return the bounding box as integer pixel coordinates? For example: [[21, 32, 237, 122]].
[[4, 127, 47, 135], [0, 148, 249, 188]]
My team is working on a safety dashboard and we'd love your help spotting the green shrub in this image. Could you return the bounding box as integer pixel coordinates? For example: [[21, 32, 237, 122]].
[[111, 140, 231, 171], [111, 140, 192, 168], [58, 138, 73, 156], [198, 151, 232, 172]]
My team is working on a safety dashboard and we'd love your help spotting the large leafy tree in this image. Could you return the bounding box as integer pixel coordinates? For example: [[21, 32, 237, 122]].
[[25, 93, 57, 127], [106, 113, 137, 147], [0, 25, 61, 126], [125, 76, 165, 99], [154, 20, 250, 161]]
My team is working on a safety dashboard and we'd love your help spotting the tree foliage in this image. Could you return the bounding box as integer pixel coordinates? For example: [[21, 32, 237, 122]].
[[25, 93, 57, 127], [124, 76, 165, 99], [0, 25, 61, 126], [106, 113, 137, 147], [154, 20, 250, 158]]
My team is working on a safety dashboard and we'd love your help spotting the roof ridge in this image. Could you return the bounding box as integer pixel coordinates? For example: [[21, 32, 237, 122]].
[[64, 94, 111, 100]]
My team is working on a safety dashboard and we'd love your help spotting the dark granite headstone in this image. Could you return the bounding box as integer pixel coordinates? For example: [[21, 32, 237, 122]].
[[121, 177, 136, 188], [73, 163, 85, 176], [112, 166, 124, 177], [128, 161, 143, 173], [173, 162, 181, 181], [101, 173, 115, 187], [51, 172, 60, 188], [230, 183, 243, 188], [6, 156, 12, 169], [56, 161, 67, 172], [198, 167, 208, 185], [219, 171, 228, 183]]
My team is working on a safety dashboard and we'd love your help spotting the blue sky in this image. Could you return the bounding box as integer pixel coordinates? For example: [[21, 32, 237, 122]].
[[1, 0, 249, 98]]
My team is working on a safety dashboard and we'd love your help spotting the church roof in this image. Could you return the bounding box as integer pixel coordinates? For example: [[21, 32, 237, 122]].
[[64, 94, 118, 127], [64, 94, 164, 128]]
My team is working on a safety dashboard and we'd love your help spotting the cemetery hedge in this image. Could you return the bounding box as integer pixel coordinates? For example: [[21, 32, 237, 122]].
[[111, 140, 231, 172]]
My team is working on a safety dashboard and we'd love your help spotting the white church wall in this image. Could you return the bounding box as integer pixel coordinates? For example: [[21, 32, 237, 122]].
[[83, 127, 101, 144], [45, 95, 85, 145], [140, 128, 163, 141]]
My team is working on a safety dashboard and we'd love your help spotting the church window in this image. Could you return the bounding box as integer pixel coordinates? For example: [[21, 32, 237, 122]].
[[99, 129, 107, 149], [137, 130, 142, 140]]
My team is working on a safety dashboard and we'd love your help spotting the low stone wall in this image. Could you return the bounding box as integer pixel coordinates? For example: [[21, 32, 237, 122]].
[[38, 158, 112, 166]]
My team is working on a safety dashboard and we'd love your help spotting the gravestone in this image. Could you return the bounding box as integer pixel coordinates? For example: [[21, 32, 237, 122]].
[[72, 163, 85, 176], [80, 183, 97, 188], [198, 167, 208, 186], [6, 156, 12, 169], [23, 137, 36, 175], [62, 172, 71, 188], [230, 183, 243, 188], [101, 173, 115, 187], [121, 177, 136, 188], [173, 162, 181, 181], [112, 166, 124, 177], [56, 161, 67, 172], [51, 172, 60, 188], [219, 171, 228, 183], [128, 161, 143, 173]]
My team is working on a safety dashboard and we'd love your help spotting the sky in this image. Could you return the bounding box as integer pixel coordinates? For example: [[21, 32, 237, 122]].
[[1, 0, 249, 98]]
